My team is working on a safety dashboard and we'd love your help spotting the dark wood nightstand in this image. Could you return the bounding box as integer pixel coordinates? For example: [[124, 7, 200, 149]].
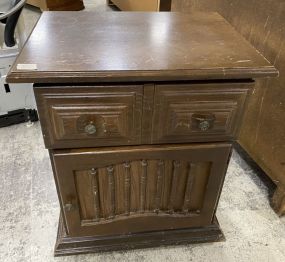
[[7, 12, 278, 256]]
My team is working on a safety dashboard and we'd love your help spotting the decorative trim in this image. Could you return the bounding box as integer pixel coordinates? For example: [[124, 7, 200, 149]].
[[7, 67, 278, 84], [90, 168, 100, 222], [154, 160, 164, 212], [124, 162, 131, 215], [140, 160, 148, 212], [169, 160, 180, 212], [271, 185, 285, 216], [183, 163, 195, 213], [55, 213, 224, 256], [107, 166, 115, 218]]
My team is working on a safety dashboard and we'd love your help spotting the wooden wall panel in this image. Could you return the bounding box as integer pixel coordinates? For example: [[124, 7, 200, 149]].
[[172, 0, 285, 215]]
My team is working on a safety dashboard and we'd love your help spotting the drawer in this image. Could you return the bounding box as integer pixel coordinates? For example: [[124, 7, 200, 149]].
[[51, 143, 232, 237], [152, 82, 253, 143], [35, 85, 143, 149]]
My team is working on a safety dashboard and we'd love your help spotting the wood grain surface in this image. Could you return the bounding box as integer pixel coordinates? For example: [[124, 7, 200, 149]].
[[51, 143, 232, 237], [34, 85, 143, 149], [171, 0, 285, 215], [54, 214, 224, 256], [151, 82, 252, 143], [7, 12, 277, 83], [8, 9, 279, 255]]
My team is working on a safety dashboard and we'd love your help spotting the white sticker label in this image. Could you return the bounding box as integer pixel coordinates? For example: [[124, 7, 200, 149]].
[[17, 64, 38, 71]]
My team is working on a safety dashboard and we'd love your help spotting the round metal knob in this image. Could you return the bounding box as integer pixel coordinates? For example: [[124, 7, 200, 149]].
[[85, 122, 97, 135], [192, 113, 215, 131], [198, 120, 211, 131]]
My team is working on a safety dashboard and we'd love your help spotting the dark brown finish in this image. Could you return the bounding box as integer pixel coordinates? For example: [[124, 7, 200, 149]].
[[168, 160, 180, 212], [141, 84, 155, 144], [172, 0, 285, 216], [7, 12, 277, 84], [55, 214, 224, 256], [139, 160, 148, 213], [123, 162, 131, 215], [107, 166, 115, 218], [34, 85, 143, 149], [90, 168, 100, 222], [183, 163, 195, 212], [27, 0, 85, 11], [51, 143, 231, 237], [159, 0, 172, 11], [152, 82, 252, 144], [154, 160, 164, 212], [46, 0, 84, 11], [6, 12, 277, 255], [271, 185, 285, 216], [35, 82, 252, 149]]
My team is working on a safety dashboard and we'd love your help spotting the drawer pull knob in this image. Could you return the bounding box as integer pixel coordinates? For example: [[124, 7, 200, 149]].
[[85, 122, 97, 135], [199, 120, 211, 131], [192, 114, 216, 131]]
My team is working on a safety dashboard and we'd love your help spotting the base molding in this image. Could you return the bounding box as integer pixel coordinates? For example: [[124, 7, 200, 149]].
[[54, 215, 224, 256], [271, 185, 285, 216]]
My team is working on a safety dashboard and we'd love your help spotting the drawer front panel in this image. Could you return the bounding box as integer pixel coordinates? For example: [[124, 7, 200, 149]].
[[51, 143, 232, 237], [152, 83, 252, 143], [35, 86, 143, 148]]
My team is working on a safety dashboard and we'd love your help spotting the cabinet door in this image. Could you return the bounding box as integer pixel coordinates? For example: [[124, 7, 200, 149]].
[[51, 143, 231, 237]]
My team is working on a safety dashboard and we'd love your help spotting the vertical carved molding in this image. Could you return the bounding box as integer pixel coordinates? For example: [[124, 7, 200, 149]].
[[140, 160, 148, 212], [124, 162, 131, 215], [169, 160, 180, 213], [183, 163, 195, 213], [90, 168, 100, 221], [155, 160, 164, 213], [107, 166, 115, 218]]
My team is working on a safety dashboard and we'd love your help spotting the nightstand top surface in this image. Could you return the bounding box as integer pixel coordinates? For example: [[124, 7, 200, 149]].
[[7, 11, 278, 83]]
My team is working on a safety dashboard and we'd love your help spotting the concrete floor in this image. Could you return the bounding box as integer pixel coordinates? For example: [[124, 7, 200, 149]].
[[1, 123, 285, 262], [1, 1, 285, 262]]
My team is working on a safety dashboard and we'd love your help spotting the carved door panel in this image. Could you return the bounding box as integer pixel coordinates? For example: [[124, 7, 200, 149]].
[[51, 143, 231, 237]]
